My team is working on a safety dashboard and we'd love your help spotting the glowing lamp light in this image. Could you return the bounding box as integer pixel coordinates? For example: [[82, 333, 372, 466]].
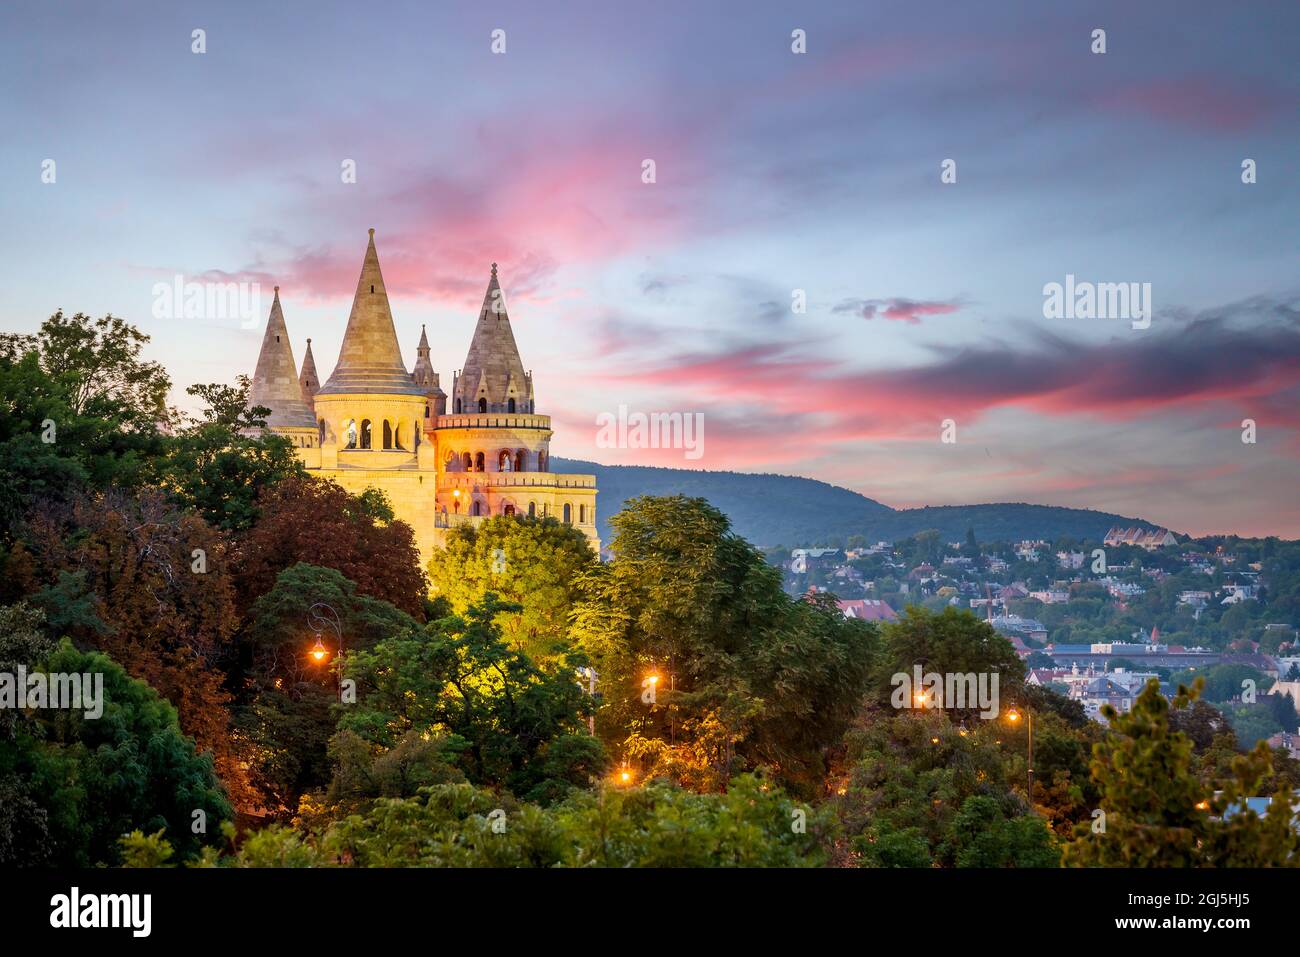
[[310, 638, 328, 663], [620, 771, 631, 783], [1006, 708, 1022, 723]]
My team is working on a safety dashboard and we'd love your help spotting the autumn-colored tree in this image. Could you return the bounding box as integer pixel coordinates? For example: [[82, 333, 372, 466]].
[[426, 515, 595, 661], [15, 487, 255, 810], [234, 475, 426, 619]]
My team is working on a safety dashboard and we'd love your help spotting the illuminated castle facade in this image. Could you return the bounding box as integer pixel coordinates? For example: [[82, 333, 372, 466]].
[[247, 229, 598, 565]]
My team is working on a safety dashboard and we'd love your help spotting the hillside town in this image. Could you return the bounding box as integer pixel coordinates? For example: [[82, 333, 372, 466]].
[[774, 527, 1300, 740]]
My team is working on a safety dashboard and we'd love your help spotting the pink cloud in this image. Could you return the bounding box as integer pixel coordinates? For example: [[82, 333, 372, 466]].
[[1093, 76, 1295, 133], [834, 297, 964, 324]]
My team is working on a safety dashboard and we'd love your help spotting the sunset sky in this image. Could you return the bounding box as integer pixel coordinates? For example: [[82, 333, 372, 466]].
[[2, 0, 1298, 536]]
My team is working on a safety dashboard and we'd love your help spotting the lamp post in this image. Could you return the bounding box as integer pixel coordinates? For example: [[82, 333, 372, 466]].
[[1006, 705, 1033, 803], [577, 666, 598, 734], [307, 602, 344, 693]]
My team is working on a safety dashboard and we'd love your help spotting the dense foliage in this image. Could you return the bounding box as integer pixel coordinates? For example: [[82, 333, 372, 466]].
[[2, 310, 1298, 869]]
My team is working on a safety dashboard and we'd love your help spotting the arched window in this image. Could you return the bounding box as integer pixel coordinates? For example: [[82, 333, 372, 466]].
[[455, 398, 462, 414], [515, 451, 525, 472], [478, 397, 487, 413], [462, 452, 473, 471], [383, 420, 393, 450], [424, 405, 430, 418], [499, 450, 512, 471], [475, 451, 485, 472], [508, 398, 516, 413], [528, 502, 536, 518], [563, 504, 572, 524], [580, 505, 586, 524], [472, 500, 483, 517], [503, 503, 516, 517], [453, 498, 461, 513], [318, 419, 326, 444], [538, 451, 547, 472]]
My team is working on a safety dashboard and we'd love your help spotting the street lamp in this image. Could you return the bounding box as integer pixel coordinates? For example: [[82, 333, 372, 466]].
[[647, 669, 677, 742], [307, 602, 344, 692], [577, 666, 598, 735], [1005, 706, 1033, 803]]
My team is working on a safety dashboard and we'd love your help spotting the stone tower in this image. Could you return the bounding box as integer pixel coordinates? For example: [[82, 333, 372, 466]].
[[313, 229, 430, 465], [248, 286, 317, 447], [451, 263, 533, 415], [247, 230, 598, 566], [433, 264, 595, 533], [299, 337, 319, 417], [411, 325, 447, 426]]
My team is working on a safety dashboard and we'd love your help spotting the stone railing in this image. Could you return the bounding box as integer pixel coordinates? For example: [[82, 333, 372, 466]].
[[433, 413, 551, 430], [439, 473, 596, 490]]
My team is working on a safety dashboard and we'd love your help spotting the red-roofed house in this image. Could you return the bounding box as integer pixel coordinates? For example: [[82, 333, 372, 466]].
[[836, 599, 898, 622]]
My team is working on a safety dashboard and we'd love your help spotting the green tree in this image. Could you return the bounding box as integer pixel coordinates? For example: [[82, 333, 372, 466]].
[[339, 597, 603, 804], [235, 563, 421, 813], [3, 641, 231, 866], [571, 495, 876, 796], [871, 606, 1026, 713], [427, 515, 596, 661], [161, 378, 305, 532], [1063, 679, 1300, 867], [949, 795, 1059, 867]]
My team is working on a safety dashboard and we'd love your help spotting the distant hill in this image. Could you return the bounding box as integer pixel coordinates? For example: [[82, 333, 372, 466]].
[[553, 458, 1163, 548]]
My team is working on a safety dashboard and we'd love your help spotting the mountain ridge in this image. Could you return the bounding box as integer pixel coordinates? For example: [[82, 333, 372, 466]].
[[552, 458, 1167, 547]]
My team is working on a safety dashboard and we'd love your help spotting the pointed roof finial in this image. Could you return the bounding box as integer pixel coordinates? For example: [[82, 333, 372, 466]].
[[491, 261, 498, 277], [317, 228, 423, 396], [249, 294, 316, 430], [273, 285, 280, 296], [369, 227, 375, 237]]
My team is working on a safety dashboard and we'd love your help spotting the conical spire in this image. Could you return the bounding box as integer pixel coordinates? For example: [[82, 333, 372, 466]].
[[317, 229, 424, 396], [249, 287, 317, 430], [299, 337, 319, 412], [454, 263, 532, 413], [411, 324, 442, 390]]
